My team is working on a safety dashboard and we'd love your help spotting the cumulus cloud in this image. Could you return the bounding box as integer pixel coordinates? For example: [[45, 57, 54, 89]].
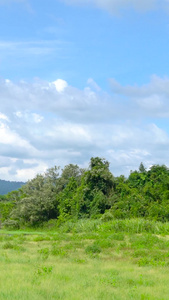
[[0, 76, 169, 181], [110, 75, 169, 97], [51, 79, 68, 93], [61, 0, 168, 13], [0, 113, 9, 122], [15, 111, 43, 124], [110, 75, 169, 118]]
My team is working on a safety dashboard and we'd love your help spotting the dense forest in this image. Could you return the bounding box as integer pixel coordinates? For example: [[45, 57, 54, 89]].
[[0, 179, 24, 195], [0, 157, 169, 228]]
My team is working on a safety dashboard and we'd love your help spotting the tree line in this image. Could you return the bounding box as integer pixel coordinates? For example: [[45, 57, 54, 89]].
[[1, 157, 169, 228]]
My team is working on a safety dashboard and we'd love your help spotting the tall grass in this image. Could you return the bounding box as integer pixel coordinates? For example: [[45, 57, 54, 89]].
[[1, 218, 169, 299], [56, 217, 169, 235]]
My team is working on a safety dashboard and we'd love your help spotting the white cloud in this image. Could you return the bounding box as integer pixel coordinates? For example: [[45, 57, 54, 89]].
[[0, 113, 9, 122], [87, 78, 101, 92], [110, 75, 169, 97], [0, 76, 169, 181], [61, 0, 168, 13], [51, 79, 68, 93], [15, 111, 43, 123], [110, 75, 169, 117], [32, 113, 43, 123], [137, 95, 163, 110], [0, 40, 62, 56], [0, 120, 39, 155], [14, 161, 48, 182]]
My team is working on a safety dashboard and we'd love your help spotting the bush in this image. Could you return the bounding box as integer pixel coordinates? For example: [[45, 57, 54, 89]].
[[85, 242, 101, 254], [3, 219, 20, 230], [101, 210, 114, 222]]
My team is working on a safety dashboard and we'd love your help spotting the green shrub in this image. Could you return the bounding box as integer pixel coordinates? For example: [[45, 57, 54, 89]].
[[101, 211, 114, 222], [38, 247, 50, 260], [85, 242, 101, 254], [3, 219, 20, 230], [2, 242, 15, 249], [51, 245, 67, 257], [35, 265, 53, 276]]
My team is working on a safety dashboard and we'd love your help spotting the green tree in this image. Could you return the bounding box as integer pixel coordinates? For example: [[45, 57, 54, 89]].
[[76, 157, 114, 217], [139, 162, 146, 173], [58, 177, 78, 222], [60, 164, 84, 189], [85, 157, 114, 195], [10, 167, 60, 226]]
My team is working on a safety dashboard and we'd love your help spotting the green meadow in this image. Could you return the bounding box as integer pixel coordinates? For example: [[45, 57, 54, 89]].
[[1, 218, 169, 300]]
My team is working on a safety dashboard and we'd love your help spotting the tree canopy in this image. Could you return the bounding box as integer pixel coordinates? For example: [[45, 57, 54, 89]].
[[1, 158, 169, 228]]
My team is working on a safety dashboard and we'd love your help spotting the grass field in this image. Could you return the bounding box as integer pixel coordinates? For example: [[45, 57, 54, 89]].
[[1, 218, 169, 299]]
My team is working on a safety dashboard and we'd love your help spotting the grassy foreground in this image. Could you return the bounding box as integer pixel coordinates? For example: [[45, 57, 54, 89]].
[[1, 218, 169, 299]]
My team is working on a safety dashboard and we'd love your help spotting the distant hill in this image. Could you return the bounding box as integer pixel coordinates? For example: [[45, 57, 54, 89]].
[[0, 179, 25, 195]]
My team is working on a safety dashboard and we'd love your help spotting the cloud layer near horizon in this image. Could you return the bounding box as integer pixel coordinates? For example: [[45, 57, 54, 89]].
[[0, 76, 169, 181]]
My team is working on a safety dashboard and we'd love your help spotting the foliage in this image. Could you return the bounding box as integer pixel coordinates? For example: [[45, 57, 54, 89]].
[[75, 157, 114, 217], [2, 158, 169, 227], [58, 177, 78, 221], [0, 201, 15, 223]]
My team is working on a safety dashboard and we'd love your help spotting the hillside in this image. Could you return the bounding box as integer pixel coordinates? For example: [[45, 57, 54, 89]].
[[0, 179, 25, 195]]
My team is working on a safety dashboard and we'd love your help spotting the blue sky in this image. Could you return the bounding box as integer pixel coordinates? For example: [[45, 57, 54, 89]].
[[1, 1, 169, 87], [0, 0, 169, 181]]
